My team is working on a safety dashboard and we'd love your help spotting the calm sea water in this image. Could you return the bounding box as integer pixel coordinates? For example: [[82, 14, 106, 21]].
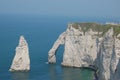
[[0, 15, 119, 80]]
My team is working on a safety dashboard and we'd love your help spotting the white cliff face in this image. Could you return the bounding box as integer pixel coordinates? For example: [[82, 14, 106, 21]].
[[9, 36, 30, 71], [96, 29, 120, 80], [97, 28, 116, 80], [49, 24, 99, 68], [61, 25, 98, 67], [48, 23, 120, 80], [115, 34, 120, 64]]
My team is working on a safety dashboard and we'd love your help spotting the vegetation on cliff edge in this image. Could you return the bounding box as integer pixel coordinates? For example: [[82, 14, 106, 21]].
[[72, 22, 120, 36]]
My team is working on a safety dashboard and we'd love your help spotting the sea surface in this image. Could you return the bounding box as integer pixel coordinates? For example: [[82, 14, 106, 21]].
[[0, 14, 119, 80]]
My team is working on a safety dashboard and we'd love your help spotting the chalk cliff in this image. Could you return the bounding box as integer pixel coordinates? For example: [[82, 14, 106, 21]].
[[61, 24, 99, 67], [9, 36, 30, 71], [96, 28, 117, 80], [49, 23, 102, 68], [48, 23, 120, 80]]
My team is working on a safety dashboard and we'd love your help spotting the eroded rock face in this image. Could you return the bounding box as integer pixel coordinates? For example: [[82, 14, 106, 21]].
[[96, 30, 120, 80], [9, 36, 30, 71], [115, 34, 120, 65], [48, 23, 120, 80], [61, 24, 98, 67], [96, 28, 116, 80], [48, 23, 100, 67]]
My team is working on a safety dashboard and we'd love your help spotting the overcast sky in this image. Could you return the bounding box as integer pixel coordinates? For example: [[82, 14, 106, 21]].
[[0, 0, 120, 17]]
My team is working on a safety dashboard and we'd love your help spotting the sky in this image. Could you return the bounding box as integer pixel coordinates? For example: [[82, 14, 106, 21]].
[[0, 0, 120, 17]]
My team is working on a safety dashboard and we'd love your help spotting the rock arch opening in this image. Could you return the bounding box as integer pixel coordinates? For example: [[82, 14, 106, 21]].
[[56, 45, 64, 65]]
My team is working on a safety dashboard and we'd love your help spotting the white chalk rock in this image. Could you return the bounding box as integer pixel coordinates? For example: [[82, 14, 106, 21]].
[[48, 23, 120, 80], [48, 23, 99, 68], [97, 28, 115, 80], [9, 36, 30, 71], [48, 32, 66, 63]]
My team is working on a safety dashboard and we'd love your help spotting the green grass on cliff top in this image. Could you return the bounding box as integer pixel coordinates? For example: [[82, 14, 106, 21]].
[[72, 22, 120, 36]]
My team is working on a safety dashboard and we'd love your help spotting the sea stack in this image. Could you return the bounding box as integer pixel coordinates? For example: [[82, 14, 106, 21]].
[[9, 36, 30, 71]]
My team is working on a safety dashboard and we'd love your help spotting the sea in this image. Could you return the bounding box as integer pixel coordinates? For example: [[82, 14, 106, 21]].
[[0, 14, 119, 80]]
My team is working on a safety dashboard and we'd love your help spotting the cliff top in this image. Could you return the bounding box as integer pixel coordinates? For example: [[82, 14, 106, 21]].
[[71, 22, 120, 36]]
